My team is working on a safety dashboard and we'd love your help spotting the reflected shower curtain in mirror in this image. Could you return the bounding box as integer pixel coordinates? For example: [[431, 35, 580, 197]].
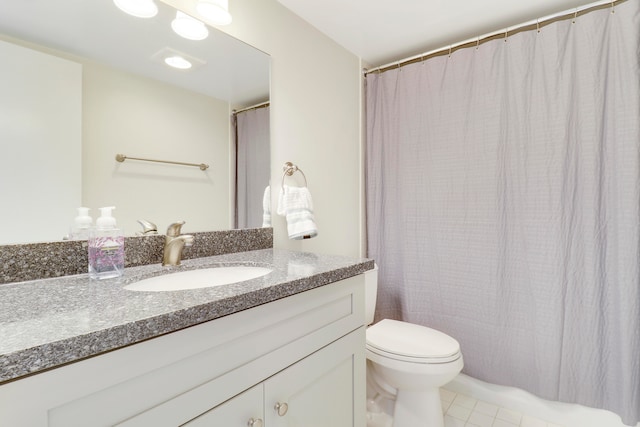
[[365, 1, 640, 424], [235, 105, 270, 229]]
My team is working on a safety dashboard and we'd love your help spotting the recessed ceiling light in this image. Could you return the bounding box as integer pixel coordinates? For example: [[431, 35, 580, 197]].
[[164, 55, 193, 70], [196, 0, 232, 26], [152, 47, 206, 71], [113, 0, 158, 18], [171, 11, 209, 41]]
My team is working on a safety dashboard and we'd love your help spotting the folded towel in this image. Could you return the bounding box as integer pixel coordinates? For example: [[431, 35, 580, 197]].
[[277, 185, 318, 240], [262, 185, 271, 228]]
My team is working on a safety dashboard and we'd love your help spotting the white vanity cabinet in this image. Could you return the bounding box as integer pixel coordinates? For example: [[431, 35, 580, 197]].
[[0, 274, 366, 427], [186, 329, 360, 427], [184, 384, 264, 426], [264, 331, 360, 427]]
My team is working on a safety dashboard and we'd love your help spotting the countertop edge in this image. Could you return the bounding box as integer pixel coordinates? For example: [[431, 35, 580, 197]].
[[0, 256, 373, 384]]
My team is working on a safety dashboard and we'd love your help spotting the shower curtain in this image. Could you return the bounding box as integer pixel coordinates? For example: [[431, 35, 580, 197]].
[[235, 105, 270, 229], [365, 1, 640, 424]]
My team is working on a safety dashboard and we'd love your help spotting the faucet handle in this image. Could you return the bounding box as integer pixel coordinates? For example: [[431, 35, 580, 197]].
[[136, 219, 158, 235], [166, 221, 186, 237], [183, 235, 195, 247]]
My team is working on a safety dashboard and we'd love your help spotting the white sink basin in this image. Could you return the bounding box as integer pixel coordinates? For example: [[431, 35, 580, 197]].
[[124, 266, 273, 292]]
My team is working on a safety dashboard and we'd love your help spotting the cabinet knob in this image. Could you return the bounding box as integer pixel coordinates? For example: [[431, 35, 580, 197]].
[[248, 418, 263, 427], [274, 402, 289, 416]]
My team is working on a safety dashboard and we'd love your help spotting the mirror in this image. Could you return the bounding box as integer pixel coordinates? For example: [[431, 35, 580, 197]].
[[0, 0, 270, 245]]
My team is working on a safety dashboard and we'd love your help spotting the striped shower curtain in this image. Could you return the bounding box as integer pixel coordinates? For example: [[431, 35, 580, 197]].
[[235, 105, 270, 229], [365, 1, 640, 424]]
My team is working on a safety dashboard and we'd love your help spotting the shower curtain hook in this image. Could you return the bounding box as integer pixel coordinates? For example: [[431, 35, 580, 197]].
[[572, 8, 578, 23], [476, 37, 480, 50], [448, 45, 452, 58], [611, 1, 615, 13], [504, 28, 508, 42], [536, 19, 540, 33]]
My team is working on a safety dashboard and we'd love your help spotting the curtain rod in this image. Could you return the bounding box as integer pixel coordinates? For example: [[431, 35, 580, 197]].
[[364, 0, 624, 75], [232, 101, 270, 115]]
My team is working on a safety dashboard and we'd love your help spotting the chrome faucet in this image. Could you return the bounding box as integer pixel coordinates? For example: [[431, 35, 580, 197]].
[[136, 219, 158, 236], [162, 221, 194, 266]]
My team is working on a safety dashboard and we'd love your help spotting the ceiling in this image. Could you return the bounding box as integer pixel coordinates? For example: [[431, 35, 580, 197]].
[[277, 0, 600, 67], [0, 0, 269, 106]]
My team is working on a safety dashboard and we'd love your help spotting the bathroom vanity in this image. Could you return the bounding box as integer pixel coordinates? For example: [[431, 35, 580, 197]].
[[0, 249, 372, 426]]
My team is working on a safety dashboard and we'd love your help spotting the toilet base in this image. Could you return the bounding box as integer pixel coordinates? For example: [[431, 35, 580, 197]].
[[393, 388, 444, 427]]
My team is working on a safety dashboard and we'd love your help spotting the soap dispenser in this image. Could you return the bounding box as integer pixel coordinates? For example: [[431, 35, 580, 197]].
[[88, 206, 125, 280], [70, 207, 92, 240]]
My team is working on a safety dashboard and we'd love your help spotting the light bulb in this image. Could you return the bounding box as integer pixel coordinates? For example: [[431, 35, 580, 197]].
[[171, 11, 209, 40], [164, 56, 193, 70], [113, 0, 158, 18], [196, 0, 232, 26]]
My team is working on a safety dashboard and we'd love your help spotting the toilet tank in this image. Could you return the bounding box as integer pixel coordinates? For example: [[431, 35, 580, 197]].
[[364, 264, 378, 325]]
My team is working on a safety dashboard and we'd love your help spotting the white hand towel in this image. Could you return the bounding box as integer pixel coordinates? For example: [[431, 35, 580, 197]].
[[262, 185, 271, 228], [277, 185, 318, 240]]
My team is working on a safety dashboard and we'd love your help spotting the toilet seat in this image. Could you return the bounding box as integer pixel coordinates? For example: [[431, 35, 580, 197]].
[[366, 319, 461, 364]]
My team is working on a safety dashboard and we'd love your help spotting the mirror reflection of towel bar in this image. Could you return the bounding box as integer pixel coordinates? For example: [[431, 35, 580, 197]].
[[115, 154, 209, 171], [281, 161, 308, 188]]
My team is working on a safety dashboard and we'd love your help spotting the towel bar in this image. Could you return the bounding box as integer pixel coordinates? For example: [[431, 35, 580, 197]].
[[115, 154, 209, 171], [281, 162, 308, 188]]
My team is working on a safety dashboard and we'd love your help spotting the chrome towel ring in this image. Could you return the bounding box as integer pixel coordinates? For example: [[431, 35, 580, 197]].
[[281, 161, 308, 189]]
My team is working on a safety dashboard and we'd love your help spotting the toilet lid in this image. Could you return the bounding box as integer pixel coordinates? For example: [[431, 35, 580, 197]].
[[366, 319, 460, 362]]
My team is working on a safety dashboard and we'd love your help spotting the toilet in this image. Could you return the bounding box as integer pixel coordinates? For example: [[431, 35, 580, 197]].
[[364, 266, 463, 427]]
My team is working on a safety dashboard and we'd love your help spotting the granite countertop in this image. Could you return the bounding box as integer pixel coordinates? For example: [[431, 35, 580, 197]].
[[0, 249, 373, 384]]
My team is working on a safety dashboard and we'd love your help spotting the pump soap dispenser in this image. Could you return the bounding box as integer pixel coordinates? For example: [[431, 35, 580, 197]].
[[88, 206, 125, 280], [70, 207, 92, 240]]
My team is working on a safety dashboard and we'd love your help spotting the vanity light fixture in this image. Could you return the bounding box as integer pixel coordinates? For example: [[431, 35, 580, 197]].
[[196, 0, 232, 26], [113, 0, 158, 18], [171, 11, 209, 41], [164, 55, 193, 70]]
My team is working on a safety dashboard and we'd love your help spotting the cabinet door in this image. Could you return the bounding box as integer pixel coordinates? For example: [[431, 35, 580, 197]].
[[183, 384, 264, 427], [265, 330, 365, 427]]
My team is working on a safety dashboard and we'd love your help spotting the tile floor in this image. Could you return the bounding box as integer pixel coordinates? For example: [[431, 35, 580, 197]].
[[441, 388, 565, 427]]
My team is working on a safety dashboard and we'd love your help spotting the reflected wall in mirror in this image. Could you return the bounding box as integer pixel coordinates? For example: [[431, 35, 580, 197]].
[[0, 0, 270, 245]]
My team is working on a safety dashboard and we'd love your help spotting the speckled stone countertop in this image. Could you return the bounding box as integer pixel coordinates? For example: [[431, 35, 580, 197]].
[[0, 249, 373, 384]]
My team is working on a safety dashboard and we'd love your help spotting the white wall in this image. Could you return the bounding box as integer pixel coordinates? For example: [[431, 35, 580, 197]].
[[82, 62, 231, 235], [163, 0, 365, 258], [0, 40, 82, 244], [1, 34, 233, 241]]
